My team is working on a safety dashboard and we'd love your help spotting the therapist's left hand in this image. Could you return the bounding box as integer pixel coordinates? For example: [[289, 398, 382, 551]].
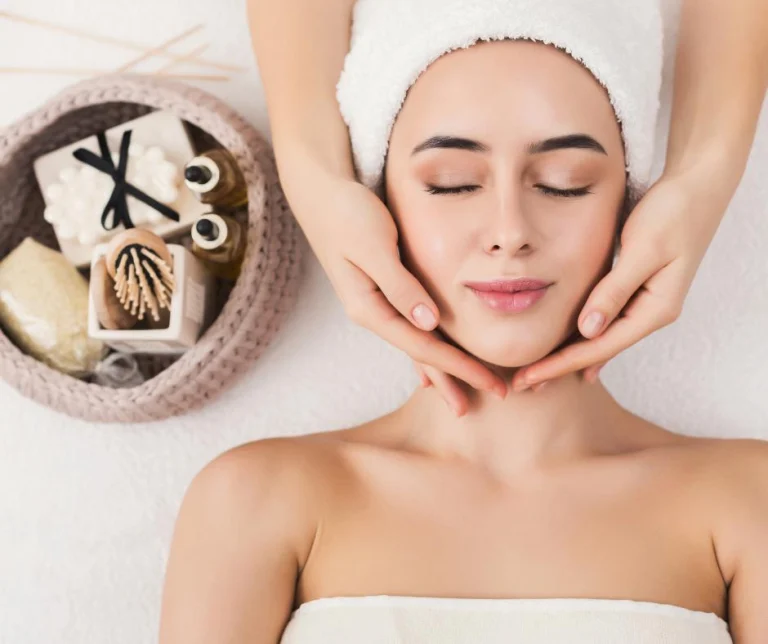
[[510, 168, 731, 392]]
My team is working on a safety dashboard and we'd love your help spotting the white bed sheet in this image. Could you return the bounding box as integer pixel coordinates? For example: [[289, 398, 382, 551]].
[[0, 0, 765, 642]]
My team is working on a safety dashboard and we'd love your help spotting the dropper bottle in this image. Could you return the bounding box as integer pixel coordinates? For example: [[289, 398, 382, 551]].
[[190, 213, 247, 280], [184, 149, 248, 210]]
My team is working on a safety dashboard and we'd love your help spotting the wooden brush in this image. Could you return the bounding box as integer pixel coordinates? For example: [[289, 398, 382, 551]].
[[104, 229, 176, 323], [92, 256, 139, 330]]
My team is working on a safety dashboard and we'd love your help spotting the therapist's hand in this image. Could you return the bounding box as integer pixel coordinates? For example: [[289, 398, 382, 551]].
[[307, 176, 508, 405], [510, 169, 731, 392]]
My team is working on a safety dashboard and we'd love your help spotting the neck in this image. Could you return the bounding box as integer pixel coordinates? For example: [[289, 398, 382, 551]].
[[398, 369, 631, 483]]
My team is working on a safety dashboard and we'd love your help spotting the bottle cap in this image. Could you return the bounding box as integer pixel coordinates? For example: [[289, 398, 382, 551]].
[[184, 156, 220, 194], [191, 214, 228, 250], [184, 165, 213, 184], [195, 218, 218, 241]]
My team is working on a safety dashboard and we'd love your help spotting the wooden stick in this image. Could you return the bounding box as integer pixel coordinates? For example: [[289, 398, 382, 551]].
[[115, 257, 128, 303], [114, 254, 128, 286], [128, 264, 138, 316], [142, 249, 176, 290], [142, 259, 171, 310], [115, 25, 203, 73], [116, 267, 128, 302], [131, 248, 160, 321], [0, 10, 245, 72], [155, 43, 209, 75], [0, 67, 229, 82]]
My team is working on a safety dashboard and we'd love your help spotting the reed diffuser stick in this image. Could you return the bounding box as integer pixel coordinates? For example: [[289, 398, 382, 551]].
[[155, 44, 210, 75], [115, 25, 203, 73], [0, 10, 244, 72], [0, 67, 228, 82]]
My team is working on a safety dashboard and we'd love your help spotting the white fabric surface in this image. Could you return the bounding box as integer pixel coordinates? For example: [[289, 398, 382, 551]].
[[280, 596, 733, 644], [338, 0, 662, 192], [0, 0, 765, 642]]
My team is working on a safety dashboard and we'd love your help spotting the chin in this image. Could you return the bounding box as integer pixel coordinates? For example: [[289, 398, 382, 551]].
[[440, 327, 566, 370], [471, 345, 553, 370]]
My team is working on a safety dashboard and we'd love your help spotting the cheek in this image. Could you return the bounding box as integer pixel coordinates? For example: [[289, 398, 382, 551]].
[[398, 213, 460, 287], [388, 172, 468, 283], [550, 204, 619, 296]]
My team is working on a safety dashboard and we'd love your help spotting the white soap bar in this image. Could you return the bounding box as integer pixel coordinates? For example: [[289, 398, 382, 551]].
[[33, 110, 209, 268]]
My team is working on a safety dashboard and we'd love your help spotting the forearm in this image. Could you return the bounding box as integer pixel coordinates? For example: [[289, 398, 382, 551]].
[[665, 0, 768, 192], [247, 0, 357, 202], [664, 0, 768, 191]]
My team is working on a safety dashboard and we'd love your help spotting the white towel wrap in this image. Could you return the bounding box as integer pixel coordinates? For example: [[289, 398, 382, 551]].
[[337, 0, 663, 195]]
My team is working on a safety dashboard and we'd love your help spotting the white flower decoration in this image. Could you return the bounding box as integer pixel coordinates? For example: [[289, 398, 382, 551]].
[[43, 143, 180, 246]]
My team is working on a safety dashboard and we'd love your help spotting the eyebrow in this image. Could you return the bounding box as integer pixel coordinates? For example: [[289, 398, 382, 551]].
[[411, 133, 607, 156]]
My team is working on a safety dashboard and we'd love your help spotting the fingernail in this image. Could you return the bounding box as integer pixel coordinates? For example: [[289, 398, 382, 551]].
[[412, 304, 437, 330], [582, 311, 605, 338], [494, 384, 507, 399], [532, 381, 549, 392], [448, 399, 462, 416]]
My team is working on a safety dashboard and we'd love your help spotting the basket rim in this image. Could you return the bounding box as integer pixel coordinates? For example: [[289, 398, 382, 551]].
[[0, 73, 302, 423]]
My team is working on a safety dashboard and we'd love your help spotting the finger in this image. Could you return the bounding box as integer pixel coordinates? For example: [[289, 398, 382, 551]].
[[593, 363, 607, 382], [339, 264, 505, 395], [578, 243, 666, 339], [515, 288, 673, 387], [422, 364, 468, 417], [413, 362, 432, 388], [583, 361, 607, 384], [351, 246, 441, 332]]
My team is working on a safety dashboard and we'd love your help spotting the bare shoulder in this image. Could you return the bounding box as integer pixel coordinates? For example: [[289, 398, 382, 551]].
[[191, 433, 364, 567], [659, 436, 768, 584], [662, 434, 768, 476], [160, 435, 361, 642], [640, 432, 768, 488], [693, 435, 768, 466], [199, 430, 368, 494], [689, 436, 768, 510], [198, 418, 398, 500]]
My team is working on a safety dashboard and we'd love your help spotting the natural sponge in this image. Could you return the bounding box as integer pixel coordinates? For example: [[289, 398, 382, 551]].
[[0, 238, 106, 376]]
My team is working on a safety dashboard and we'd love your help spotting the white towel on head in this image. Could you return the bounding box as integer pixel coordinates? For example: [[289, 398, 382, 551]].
[[337, 0, 664, 194]]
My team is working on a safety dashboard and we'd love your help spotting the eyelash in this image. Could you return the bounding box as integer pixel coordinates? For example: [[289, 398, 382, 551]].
[[425, 184, 593, 198]]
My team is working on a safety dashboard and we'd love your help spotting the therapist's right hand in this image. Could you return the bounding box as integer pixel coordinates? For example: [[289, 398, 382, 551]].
[[303, 176, 508, 413]]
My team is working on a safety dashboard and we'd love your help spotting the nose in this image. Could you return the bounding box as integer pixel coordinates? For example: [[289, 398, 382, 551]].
[[482, 186, 534, 257]]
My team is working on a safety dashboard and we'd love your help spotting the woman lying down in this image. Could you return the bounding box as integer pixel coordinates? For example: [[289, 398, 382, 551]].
[[158, 0, 768, 642]]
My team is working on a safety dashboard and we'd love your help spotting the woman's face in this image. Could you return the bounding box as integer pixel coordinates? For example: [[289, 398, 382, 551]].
[[385, 39, 628, 369]]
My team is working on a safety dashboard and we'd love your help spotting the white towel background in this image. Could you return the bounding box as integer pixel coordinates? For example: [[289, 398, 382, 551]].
[[0, 0, 766, 642]]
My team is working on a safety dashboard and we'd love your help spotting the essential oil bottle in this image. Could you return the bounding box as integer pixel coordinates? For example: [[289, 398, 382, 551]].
[[190, 212, 247, 280], [184, 149, 248, 210]]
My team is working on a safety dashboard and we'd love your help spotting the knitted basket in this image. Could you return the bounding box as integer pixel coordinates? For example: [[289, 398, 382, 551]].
[[0, 74, 304, 423]]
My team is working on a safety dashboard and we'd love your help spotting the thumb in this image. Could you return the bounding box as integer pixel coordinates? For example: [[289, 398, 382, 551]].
[[579, 247, 655, 338]]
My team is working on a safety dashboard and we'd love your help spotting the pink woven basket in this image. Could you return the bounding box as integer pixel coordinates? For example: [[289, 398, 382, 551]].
[[0, 74, 304, 422]]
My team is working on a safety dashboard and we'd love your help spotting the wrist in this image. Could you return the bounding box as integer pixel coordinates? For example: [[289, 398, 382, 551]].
[[663, 97, 760, 192], [270, 101, 357, 177], [662, 137, 748, 197], [272, 141, 359, 221]]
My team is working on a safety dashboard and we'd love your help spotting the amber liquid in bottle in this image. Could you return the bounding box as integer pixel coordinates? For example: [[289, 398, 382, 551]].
[[190, 213, 247, 281], [184, 149, 248, 210]]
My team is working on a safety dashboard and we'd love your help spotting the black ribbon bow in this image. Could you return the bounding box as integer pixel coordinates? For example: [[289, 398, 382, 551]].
[[72, 129, 180, 232]]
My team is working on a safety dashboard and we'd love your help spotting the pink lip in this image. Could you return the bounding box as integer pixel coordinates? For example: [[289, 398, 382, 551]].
[[464, 278, 553, 313]]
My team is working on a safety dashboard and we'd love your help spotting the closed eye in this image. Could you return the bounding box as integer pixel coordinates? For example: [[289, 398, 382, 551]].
[[425, 184, 592, 197], [536, 184, 592, 198], [425, 184, 480, 195]]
